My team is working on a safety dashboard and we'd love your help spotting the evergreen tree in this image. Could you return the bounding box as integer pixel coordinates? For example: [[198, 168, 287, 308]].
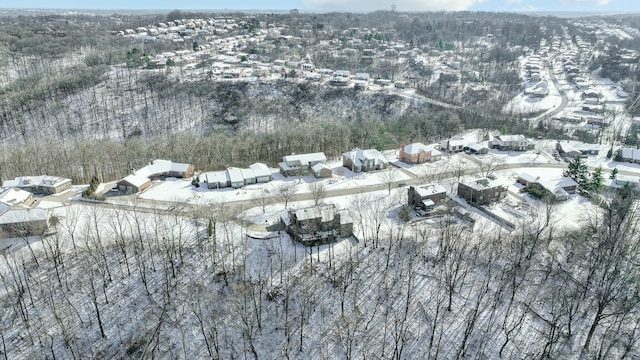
[[610, 168, 618, 180], [564, 156, 588, 188], [614, 149, 623, 162], [588, 167, 604, 193]]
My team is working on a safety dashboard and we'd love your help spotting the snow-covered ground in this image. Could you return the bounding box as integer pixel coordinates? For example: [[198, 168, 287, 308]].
[[137, 162, 411, 205]]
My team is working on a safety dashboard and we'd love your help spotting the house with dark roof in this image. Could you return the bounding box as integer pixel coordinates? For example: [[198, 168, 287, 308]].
[[282, 204, 353, 246]]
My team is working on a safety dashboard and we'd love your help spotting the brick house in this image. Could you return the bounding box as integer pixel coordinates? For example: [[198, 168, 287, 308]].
[[399, 143, 442, 164], [408, 183, 448, 211]]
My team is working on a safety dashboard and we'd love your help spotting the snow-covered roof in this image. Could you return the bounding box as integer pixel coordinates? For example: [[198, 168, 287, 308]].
[[0, 208, 49, 225], [3, 175, 71, 189], [338, 209, 352, 225], [518, 172, 540, 184], [466, 143, 488, 152], [136, 159, 192, 178], [249, 163, 272, 178], [240, 169, 256, 181], [310, 162, 330, 172], [295, 205, 336, 222], [495, 134, 526, 142], [557, 141, 599, 154], [282, 153, 327, 167], [402, 142, 431, 155], [0, 188, 32, 206], [422, 199, 435, 208], [343, 148, 388, 167], [414, 183, 447, 197], [204, 171, 229, 184], [621, 148, 640, 161], [538, 177, 578, 196], [120, 174, 150, 188], [462, 177, 508, 190], [227, 168, 244, 183]]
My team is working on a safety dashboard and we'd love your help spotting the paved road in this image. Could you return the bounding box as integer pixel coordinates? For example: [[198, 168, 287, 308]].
[[530, 58, 569, 123]]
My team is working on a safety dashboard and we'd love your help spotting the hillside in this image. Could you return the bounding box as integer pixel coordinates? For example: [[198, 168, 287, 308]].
[[0, 187, 638, 359]]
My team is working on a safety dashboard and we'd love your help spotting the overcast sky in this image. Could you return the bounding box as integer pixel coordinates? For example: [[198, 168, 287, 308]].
[[1, 0, 636, 13]]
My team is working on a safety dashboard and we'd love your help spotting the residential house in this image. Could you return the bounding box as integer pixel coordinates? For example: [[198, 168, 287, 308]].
[[115, 159, 194, 194], [2, 176, 72, 195], [136, 159, 195, 179], [620, 148, 640, 164], [117, 174, 152, 194], [280, 152, 328, 177], [490, 135, 534, 152], [538, 178, 578, 198], [408, 183, 448, 212], [457, 177, 508, 205], [204, 163, 273, 189], [399, 143, 442, 164], [0, 208, 51, 238], [556, 141, 600, 158], [204, 171, 229, 189], [442, 137, 466, 153], [283, 204, 353, 246], [517, 172, 577, 201], [227, 168, 245, 188], [342, 147, 388, 172], [581, 90, 602, 102], [464, 143, 489, 154], [0, 188, 34, 207], [249, 163, 273, 183]]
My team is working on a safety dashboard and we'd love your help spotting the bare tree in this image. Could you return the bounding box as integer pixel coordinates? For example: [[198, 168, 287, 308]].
[[381, 168, 399, 195], [308, 182, 327, 205], [277, 182, 297, 209]]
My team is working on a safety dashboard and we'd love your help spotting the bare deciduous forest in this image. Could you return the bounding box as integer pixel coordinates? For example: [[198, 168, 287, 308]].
[[0, 8, 639, 359]]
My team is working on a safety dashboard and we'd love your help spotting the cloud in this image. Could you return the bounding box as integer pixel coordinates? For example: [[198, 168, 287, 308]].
[[559, 0, 611, 5], [300, 0, 485, 12]]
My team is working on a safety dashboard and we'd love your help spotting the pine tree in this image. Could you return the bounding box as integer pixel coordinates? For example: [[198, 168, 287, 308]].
[[610, 168, 618, 180], [588, 167, 604, 193], [564, 156, 588, 188]]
